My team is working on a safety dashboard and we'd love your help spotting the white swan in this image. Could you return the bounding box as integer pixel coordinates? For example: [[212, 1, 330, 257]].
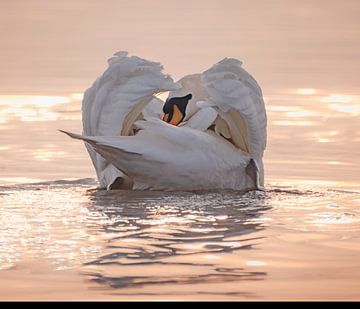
[[61, 51, 267, 191]]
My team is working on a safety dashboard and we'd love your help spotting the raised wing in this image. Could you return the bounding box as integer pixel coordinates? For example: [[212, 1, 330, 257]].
[[172, 58, 267, 187], [82, 51, 180, 189], [201, 58, 267, 157], [201, 58, 267, 186]]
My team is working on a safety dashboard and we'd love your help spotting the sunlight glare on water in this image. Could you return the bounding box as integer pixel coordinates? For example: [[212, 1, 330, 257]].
[[0, 181, 359, 300]]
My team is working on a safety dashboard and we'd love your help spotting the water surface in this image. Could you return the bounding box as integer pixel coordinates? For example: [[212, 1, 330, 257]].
[[0, 180, 359, 300]]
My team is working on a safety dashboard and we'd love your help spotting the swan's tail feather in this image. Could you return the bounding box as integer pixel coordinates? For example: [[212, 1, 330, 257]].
[[59, 129, 84, 141], [59, 129, 142, 156], [60, 129, 134, 189], [60, 129, 137, 189], [59, 130, 162, 183]]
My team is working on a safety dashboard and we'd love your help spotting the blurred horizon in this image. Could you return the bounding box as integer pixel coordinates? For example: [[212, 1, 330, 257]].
[[1, 0, 360, 94]]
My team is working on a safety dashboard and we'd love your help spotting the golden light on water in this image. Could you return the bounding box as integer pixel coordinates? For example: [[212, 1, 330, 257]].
[[296, 88, 317, 95], [71, 93, 84, 101], [0, 94, 81, 123], [268, 106, 300, 112], [316, 94, 360, 115], [272, 120, 315, 126], [327, 161, 344, 165], [312, 131, 339, 142], [328, 103, 360, 115], [0, 177, 44, 184], [32, 149, 68, 161], [0, 95, 70, 107], [271, 179, 339, 187], [0, 107, 60, 122], [204, 255, 221, 260], [285, 111, 318, 117], [246, 260, 266, 267], [320, 94, 354, 103]]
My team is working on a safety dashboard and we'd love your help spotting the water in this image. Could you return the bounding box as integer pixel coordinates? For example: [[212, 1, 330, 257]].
[[1, 0, 360, 301], [0, 180, 359, 300]]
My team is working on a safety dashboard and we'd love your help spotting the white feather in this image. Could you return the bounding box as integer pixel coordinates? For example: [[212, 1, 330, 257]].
[[81, 52, 180, 188], [184, 107, 218, 131]]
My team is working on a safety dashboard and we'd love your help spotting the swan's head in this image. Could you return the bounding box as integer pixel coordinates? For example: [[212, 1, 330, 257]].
[[162, 94, 192, 126]]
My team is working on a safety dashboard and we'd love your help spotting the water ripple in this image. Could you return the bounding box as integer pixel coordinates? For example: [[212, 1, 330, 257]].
[[0, 180, 359, 298]]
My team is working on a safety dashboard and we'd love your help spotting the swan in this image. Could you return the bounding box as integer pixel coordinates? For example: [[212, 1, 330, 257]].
[[61, 51, 267, 191]]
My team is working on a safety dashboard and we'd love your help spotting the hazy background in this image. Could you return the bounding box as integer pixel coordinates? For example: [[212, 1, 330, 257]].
[[0, 0, 359, 187], [1, 0, 360, 93]]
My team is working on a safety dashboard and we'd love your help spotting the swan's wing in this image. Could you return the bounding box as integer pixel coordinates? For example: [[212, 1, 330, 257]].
[[83, 51, 179, 136], [201, 58, 267, 160], [81, 51, 180, 188]]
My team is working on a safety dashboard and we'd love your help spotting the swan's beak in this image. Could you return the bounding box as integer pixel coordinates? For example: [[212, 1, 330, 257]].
[[162, 113, 170, 122], [162, 105, 185, 126]]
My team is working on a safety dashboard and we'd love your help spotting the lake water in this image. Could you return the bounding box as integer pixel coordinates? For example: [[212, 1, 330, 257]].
[[0, 181, 359, 300], [0, 0, 359, 301]]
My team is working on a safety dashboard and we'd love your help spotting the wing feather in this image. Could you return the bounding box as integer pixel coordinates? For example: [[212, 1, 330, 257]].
[[202, 58, 267, 159], [81, 51, 180, 188]]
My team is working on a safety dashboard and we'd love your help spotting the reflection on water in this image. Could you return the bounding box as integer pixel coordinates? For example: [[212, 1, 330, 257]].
[[296, 88, 317, 95], [0, 180, 359, 299], [264, 89, 360, 188], [328, 102, 360, 115], [0, 95, 70, 107], [0, 94, 81, 124], [83, 189, 269, 293], [0, 179, 100, 271]]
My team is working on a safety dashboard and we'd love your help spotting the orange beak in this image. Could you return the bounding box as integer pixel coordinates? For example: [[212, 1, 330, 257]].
[[162, 113, 169, 122], [162, 105, 184, 126]]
